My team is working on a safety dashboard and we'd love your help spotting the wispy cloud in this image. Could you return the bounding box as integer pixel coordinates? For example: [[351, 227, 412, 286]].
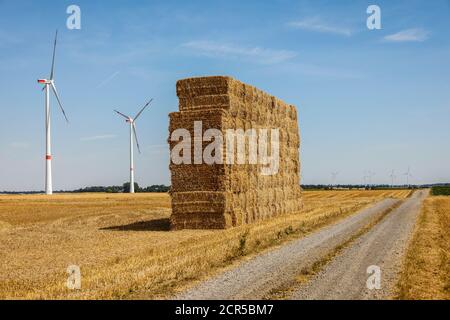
[[96, 71, 120, 88], [288, 18, 353, 36], [291, 63, 363, 79], [67, 38, 158, 66], [80, 134, 116, 141], [145, 144, 169, 155], [182, 41, 297, 64], [268, 61, 363, 80], [384, 28, 429, 42]]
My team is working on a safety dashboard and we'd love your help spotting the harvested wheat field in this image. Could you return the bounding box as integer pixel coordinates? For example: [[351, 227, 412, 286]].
[[0, 190, 411, 299], [395, 196, 450, 300]]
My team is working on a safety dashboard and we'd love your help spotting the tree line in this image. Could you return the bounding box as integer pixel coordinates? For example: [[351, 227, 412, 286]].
[[72, 182, 170, 193]]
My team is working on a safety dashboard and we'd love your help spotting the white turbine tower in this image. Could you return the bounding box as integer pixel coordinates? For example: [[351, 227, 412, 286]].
[[114, 99, 153, 193], [331, 171, 339, 189], [368, 170, 376, 189], [363, 171, 368, 188], [404, 166, 413, 188], [389, 169, 396, 188], [37, 30, 69, 195]]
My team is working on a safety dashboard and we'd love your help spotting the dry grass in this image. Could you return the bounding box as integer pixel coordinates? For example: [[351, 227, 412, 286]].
[[395, 196, 450, 300], [0, 190, 410, 299]]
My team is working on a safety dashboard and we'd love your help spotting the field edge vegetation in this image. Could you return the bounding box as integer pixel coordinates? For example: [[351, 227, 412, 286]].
[[395, 195, 450, 300]]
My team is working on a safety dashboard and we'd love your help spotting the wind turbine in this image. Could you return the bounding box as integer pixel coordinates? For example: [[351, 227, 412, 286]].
[[363, 171, 368, 188], [367, 170, 376, 189], [114, 99, 153, 193], [404, 166, 413, 187], [331, 171, 339, 188], [37, 30, 69, 195], [389, 169, 396, 188]]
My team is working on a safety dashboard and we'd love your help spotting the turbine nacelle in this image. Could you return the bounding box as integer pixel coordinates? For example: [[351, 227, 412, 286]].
[[38, 79, 52, 85]]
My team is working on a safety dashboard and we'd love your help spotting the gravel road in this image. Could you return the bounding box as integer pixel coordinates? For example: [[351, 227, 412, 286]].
[[290, 189, 428, 300], [175, 198, 401, 300]]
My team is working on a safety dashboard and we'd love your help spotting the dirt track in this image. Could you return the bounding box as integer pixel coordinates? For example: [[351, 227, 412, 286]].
[[290, 189, 428, 300], [175, 197, 402, 300], [175, 190, 427, 300]]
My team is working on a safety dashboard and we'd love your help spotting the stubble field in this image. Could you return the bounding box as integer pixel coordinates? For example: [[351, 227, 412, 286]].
[[396, 195, 450, 299], [0, 190, 411, 299]]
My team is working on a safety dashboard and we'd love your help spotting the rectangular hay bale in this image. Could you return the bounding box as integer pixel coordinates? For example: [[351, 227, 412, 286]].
[[169, 76, 302, 229]]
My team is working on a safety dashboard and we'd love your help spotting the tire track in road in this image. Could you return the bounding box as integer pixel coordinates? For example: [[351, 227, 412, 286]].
[[175, 198, 401, 300], [289, 190, 428, 300]]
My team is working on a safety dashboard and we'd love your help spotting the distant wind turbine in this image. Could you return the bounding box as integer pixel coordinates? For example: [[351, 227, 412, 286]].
[[389, 169, 396, 187], [331, 171, 339, 187], [363, 171, 368, 187], [37, 30, 69, 195], [114, 99, 153, 193], [404, 166, 413, 187], [368, 170, 376, 188]]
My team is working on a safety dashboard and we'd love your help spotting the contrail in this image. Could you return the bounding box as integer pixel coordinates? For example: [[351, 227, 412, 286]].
[[96, 71, 120, 88]]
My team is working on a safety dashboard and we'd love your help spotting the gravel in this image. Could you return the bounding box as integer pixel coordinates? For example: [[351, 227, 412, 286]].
[[290, 190, 428, 300], [174, 198, 400, 300]]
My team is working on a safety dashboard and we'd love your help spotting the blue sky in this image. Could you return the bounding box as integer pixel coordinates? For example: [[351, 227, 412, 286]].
[[0, 0, 449, 191]]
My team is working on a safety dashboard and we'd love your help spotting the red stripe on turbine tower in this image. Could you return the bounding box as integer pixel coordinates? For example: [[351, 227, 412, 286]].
[[46, 155, 52, 160]]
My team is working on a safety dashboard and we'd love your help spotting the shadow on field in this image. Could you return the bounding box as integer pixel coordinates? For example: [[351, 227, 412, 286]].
[[101, 218, 171, 232]]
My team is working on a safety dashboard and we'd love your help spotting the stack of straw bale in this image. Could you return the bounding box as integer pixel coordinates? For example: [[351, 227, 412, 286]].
[[169, 76, 302, 229]]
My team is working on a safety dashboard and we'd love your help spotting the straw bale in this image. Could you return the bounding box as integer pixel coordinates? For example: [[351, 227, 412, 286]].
[[169, 76, 302, 229]]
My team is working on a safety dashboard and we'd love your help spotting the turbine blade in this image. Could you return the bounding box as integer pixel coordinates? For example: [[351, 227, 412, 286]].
[[134, 98, 153, 121], [51, 82, 69, 123], [132, 123, 141, 154], [114, 110, 130, 119], [50, 30, 58, 80]]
